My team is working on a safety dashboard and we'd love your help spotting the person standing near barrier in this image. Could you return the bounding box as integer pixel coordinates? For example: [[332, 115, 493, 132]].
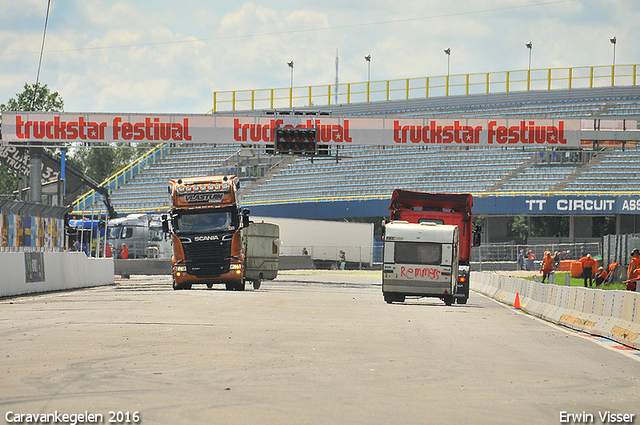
[[541, 251, 554, 283], [338, 250, 346, 270], [579, 254, 596, 287], [518, 250, 525, 270], [627, 249, 640, 281], [121, 243, 129, 260], [626, 249, 640, 291], [553, 251, 562, 270]]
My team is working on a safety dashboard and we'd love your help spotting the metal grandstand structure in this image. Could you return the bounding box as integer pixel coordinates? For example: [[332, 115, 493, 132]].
[[210, 64, 638, 112], [70, 65, 640, 245]]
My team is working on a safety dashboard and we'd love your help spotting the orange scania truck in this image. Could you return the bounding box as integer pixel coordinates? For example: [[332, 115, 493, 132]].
[[163, 175, 250, 290]]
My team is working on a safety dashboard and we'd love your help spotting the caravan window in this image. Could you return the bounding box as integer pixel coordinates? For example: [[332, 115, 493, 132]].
[[394, 242, 441, 265]]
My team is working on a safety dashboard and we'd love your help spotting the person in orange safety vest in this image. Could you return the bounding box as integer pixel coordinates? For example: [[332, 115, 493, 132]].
[[626, 249, 640, 291], [579, 254, 596, 288], [121, 243, 129, 260], [595, 266, 608, 287], [540, 251, 554, 283]]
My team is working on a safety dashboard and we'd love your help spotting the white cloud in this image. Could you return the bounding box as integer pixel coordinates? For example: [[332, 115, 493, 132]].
[[0, 0, 638, 113]]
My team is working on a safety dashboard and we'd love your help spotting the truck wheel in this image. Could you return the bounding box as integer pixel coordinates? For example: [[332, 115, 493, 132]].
[[173, 280, 190, 290], [456, 297, 468, 305], [225, 283, 233, 291], [236, 282, 245, 291], [444, 295, 453, 306], [206, 283, 213, 289]]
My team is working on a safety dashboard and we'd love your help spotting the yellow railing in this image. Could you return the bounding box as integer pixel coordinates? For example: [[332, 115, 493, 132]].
[[209, 64, 639, 113], [72, 143, 170, 214]]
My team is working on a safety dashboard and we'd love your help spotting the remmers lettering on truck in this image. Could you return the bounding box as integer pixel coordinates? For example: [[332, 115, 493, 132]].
[[400, 266, 441, 280]]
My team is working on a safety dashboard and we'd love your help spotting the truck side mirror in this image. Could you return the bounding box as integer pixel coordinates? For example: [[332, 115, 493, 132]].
[[242, 208, 250, 228], [161, 214, 169, 233], [473, 225, 482, 247]]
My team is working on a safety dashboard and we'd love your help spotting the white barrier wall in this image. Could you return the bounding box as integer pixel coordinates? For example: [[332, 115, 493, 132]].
[[1, 252, 114, 297], [471, 272, 640, 350]]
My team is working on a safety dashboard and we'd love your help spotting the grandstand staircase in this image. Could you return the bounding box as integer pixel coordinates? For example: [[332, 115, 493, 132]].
[[552, 150, 606, 192], [242, 155, 296, 197], [490, 159, 534, 192]]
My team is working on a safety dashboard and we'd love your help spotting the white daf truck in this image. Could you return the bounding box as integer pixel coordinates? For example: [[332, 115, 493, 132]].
[[382, 221, 459, 305]]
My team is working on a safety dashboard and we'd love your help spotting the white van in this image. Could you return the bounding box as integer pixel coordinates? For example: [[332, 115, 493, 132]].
[[382, 221, 459, 305]]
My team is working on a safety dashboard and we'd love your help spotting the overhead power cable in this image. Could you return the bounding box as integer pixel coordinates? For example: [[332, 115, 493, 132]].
[[30, 0, 52, 110]]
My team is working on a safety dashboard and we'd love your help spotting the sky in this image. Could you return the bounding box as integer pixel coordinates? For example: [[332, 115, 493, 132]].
[[0, 0, 638, 114]]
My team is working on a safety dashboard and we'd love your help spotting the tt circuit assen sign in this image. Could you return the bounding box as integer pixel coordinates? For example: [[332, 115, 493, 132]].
[[475, 195, 640, 215], [1, 112, 581, 147]]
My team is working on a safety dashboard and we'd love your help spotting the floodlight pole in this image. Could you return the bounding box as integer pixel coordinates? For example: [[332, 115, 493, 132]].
[[526, 42, 533, 90], [610, 37, 616, 86], [365, 55, 371, 102], [444, 48, 451, 96], [288, 61, 294, 107]]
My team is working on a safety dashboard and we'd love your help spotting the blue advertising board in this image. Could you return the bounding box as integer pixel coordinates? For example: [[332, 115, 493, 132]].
[[474, 195, 640, 215], [247, 194, 640, 220]]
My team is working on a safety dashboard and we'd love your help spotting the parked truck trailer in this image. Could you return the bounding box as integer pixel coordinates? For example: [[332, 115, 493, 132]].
[[252, 216, 374, 268]]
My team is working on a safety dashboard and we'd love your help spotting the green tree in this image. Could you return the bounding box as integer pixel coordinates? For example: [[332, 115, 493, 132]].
[[508, 215, 529, 244], [0, 82, 64, 113], [73, 143, 154, 184], [0, 83, 65, 197]]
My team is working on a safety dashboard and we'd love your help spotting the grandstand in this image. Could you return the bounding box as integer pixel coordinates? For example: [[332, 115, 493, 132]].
[[73, 65, 640, 242]]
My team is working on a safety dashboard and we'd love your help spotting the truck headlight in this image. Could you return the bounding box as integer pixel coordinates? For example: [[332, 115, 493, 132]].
[[230, 264, 242, 270], [175, 266, 187, 272]]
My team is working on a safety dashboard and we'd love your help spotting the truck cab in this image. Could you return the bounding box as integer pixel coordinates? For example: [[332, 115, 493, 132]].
[[383, 221, 459, 305], [164, 175, 249, 290]]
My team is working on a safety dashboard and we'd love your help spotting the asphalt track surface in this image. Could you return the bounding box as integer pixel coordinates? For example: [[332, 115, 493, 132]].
[[1, 271, 639, 425]]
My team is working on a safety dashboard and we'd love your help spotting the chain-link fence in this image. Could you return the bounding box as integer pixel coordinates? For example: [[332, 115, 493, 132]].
[[602, 233, 640, 269], [471, 241, 601, 271]]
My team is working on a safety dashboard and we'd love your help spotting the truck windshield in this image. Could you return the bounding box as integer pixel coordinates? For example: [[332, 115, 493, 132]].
[[108, 226, 121, 239], [176, 211, 235, 233]]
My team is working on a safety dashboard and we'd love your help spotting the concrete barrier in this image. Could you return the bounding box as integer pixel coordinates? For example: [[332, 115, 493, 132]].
[[471, 271, 640, 350], [278, 255, 315, 270], [611, 292, 640, 349], [114, 259, 172, 276], [1, 252, 113, 298]]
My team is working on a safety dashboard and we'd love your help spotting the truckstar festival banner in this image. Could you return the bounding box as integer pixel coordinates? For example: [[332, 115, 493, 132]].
[[1, 112, 582, 147]]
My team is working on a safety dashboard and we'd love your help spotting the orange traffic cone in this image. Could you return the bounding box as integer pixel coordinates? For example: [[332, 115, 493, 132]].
[[513, 292, 521, 310]]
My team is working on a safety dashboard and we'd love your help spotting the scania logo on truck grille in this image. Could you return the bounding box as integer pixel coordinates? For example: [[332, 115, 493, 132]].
[[183, 193, 224, 203], [194, 235, 220, 241]]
